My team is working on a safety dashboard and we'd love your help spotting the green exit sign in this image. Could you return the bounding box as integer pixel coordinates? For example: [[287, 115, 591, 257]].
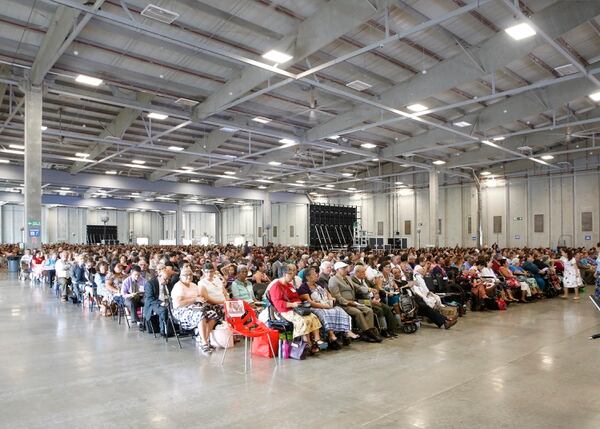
[[27, 220, 41, 227]]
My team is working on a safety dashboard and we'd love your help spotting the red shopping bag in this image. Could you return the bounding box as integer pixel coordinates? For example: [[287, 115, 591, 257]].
[[251, 329, 280, 358]]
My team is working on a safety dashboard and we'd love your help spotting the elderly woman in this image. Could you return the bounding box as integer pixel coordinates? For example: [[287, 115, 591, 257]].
[[297, 267, 356, 349], [231, 265, 262, 307], [498, 258, 530, 303], [172, 264, 227, 355], [270, 264, 325, 354]]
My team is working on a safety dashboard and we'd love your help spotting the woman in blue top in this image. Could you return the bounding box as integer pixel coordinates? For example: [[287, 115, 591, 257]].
[[43, 252, 57, 288], [94, 262, 109, 302]]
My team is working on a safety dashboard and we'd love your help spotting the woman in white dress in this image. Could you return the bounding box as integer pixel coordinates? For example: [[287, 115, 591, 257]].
[[560, 249, 580, 300]]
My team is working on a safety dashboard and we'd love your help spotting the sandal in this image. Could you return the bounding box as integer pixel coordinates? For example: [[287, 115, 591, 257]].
[[199, 342, 212, 355]]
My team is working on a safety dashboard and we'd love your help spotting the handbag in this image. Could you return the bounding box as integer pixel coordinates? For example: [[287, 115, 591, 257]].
[[293, 301, 312, 316], [250, 329, 280, 358], [289, 339, 309, 360]]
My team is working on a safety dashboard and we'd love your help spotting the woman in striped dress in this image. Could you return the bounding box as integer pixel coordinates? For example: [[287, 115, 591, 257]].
[[297, 267, 354, 349]]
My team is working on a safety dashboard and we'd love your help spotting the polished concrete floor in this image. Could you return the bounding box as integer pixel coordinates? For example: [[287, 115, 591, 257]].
[[1, 273, 600, 429]]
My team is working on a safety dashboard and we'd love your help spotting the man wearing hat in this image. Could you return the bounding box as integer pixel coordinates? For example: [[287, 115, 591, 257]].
[[328, 261, 383, 343]]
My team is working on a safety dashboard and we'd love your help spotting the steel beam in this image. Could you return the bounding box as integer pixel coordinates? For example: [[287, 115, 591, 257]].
[[306, 0, 600, 141], [70, 91, 154, 173]]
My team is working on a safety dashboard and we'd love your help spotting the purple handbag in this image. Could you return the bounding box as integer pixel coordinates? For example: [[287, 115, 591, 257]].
[[289, 339, 309, 360], [280, 339, 291, 359]]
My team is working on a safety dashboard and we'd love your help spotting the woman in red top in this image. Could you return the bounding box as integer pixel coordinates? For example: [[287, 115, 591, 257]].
[[270, 264, 324, 353]]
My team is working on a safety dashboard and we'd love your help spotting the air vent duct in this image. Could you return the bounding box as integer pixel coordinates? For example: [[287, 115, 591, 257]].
[[346, 80, 372, 91], [141, 4, 179, 24]]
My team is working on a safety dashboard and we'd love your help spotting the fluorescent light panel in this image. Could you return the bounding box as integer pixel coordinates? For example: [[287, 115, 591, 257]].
[[252, 116, 271, 124], [589, 91, 600, 102], [75, 74, 103, 86], [361, 143, 377, 149], [262, 49, 293, 63], [505, 23, 536, 41], [454, 121, 471, 127], [147, 112, 168, 120], [168, 146, 184, 151], [407, 103, 428, 112]]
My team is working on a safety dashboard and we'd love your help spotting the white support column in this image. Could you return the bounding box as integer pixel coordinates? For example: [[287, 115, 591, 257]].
[[429, 169, 439, 247], [23, 81, 43, 249], [262, 192, 271, 246], [175, 201, 184, 245]]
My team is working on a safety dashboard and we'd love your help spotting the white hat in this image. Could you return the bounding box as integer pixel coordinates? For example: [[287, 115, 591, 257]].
[[334, 261, 348, 270]]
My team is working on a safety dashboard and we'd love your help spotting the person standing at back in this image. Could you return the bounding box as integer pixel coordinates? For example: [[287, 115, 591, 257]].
[[55, 251, 72, 302]]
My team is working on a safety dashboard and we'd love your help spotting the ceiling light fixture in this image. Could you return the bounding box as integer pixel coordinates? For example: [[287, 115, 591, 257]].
[[190, 179, 200, 183], [453, 121, 471, 127], [105, 170, 117, 175], [589, 91, 600, 102], [395, 181, 403, 185], [131, 159, 146, 165], [262, 49, 293, 64], [75, 74, 103, 86], [258, 185, 267, 189], [75, 152, 89, 158], [432, 160, 446, 165], [268, 161, 282, 166], [279, 138, 296, 145], [480, 171, 491, 176], [328, 135, 340, 139], [0, 159, 9, 164], [541, 155, 554, 160], [361, 143, 377, 149], [224, 171, 236, 175], [147, 112, 168, 120], [2, 149, 24, 155], [407, 103, 428, 112], [505, 22, 536, 40], [220, 126, 239, 133], [326, 184, 335, 188], [372, 158, 379, 162], [348, 187, 356, 191], [252, 116, 271, 124], [41, 126, 48, 131], [341, 172, 352, 177], [180, 166, 194, 170], [492, 136, 505, 141], [9, 144, 24, 150], [168, 146, 184, 151]]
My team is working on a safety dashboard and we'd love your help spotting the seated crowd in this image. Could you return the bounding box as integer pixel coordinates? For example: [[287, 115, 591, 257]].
[[5, 241, 600, 358]]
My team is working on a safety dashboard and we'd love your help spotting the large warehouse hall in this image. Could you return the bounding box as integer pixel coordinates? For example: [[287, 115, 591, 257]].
[[1, 1, 600, 428]]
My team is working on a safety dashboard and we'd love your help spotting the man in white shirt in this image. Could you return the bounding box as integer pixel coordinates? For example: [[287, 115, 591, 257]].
[[412, 267, 457, 330]]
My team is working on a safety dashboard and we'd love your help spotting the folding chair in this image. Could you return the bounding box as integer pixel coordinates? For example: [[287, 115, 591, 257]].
[[220, 299, 278, 373]]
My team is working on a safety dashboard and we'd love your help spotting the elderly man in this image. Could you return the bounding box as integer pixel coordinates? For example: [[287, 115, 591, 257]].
[[121, 265, 147, 328], [328, 261, 382, 343], [351, 264, 399, 337], [317, 261, 333, 288], [143, 264, 170, 336], [412, 267, 457, 330]]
